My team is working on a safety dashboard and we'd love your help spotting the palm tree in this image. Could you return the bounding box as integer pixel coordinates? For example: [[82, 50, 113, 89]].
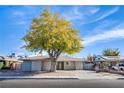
[[102, 48, 120, 56]]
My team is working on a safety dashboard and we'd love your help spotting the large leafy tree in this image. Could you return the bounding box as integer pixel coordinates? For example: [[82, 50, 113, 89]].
[[22, 8, 83, 72], [102, 48, 120, 56]]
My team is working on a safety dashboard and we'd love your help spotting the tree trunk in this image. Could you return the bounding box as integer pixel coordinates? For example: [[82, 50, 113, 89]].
[[50, 58, 57, 72]]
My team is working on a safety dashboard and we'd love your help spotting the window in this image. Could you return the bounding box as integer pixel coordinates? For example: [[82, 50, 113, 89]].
[[66, 62, 69, 65], [119, 64, 124, 66]]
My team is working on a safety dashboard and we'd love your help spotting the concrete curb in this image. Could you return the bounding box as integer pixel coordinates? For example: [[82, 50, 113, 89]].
[[0, 76, 120, 80], [0, 76, 79, 79]]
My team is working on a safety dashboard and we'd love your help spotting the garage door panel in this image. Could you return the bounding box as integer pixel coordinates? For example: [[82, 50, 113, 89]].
[[32, 61, 42, 71], [21, 62, 31, 71]]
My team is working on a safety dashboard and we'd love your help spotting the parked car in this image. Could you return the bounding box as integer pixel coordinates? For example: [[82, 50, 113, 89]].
[[112, 64, 124, 70]]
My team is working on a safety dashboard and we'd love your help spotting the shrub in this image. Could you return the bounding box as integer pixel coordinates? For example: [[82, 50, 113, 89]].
[[0, 62, 4, 70]]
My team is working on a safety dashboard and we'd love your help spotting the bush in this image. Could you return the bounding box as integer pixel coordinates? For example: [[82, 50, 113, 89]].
[[0, 62, 4, 70], [2, 67, 11, 70]]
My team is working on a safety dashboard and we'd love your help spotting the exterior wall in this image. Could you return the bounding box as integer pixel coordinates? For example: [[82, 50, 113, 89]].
[[31, 61, 42, 71], [64, 62, 75, 70], [21, 61, 32, 71], [21, 60, 85, 71], [75, 62, 83, 70], [57, 61, 84, 70], [15, 63, 22, 70], [42, 61, 51, 71], [5, 61, 10, 67], [57, 62, 64, 70]]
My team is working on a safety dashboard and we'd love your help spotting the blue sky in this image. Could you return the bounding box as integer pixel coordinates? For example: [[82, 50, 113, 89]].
[[0, 5, 124, 57]]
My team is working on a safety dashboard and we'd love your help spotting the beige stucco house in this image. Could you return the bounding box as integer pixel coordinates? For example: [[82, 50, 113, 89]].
[[0, 56, 21, 70], [21, 56, 84, 71]]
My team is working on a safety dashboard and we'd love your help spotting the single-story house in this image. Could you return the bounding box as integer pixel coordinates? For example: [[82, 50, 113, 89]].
[[0, 56, 21, 70], [21, 56, 85, 71], [0, 56, 5, 69], [93, 55, 124, 69], [0, 56, 4, 61], [4, 57, 19, 69], [83, 61, 94, 70]]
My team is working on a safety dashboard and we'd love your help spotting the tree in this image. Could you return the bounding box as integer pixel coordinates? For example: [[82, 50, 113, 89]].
[[102, 48, 120, 56], [87, 54, 96, 62], [8, 53, 16, 58], [22, 8, 83, 72]]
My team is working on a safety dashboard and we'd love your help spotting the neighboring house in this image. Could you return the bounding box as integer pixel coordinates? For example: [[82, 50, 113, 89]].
[[0, 56, 5, 69], [4, 57, 18, 69], [94, 55, 124, 69], [0, 56, 5, 60], [83, 61, 94, 70], [94, 55, 124, 64], [21, 56, 84, 71], [0, 56, 21, 70]]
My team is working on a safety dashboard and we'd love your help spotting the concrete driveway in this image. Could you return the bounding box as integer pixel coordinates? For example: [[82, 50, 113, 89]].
[[0, 70, 124, 79], [76, 70, 124, 79]]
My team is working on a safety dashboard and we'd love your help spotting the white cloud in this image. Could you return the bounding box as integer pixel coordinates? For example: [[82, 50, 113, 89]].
[[89, 6, 119, 23], [62, 6, 100, 21], [16, 52, 25, 56], [90, 7, 99, 14], [11, 10, 27, 25], [17, 20, 27, 25], [17, 41, 26, 50], [62, 6, 119, 25], [12, 11, 25, 16], [92, 19, 119, 33], [83, 29, 124, 46], [28, 51, 48, 57], [62, 7, 81, 20]]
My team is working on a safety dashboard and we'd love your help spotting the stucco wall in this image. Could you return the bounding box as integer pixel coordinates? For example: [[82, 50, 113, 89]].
[[42, 61, 51, 71], [75, 62, 83, 70], [64, 62, 75, 70], [15, 63, 22, 70]]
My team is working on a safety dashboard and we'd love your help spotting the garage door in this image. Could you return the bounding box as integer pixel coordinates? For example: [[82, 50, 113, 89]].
[[21, 61, 31, 71], [83, 63, 94, 70], [32, 61, 42, 71]]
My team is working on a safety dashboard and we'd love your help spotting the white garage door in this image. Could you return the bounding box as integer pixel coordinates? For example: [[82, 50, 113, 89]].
[[32, 61, 42, 71], [21, 61, 32, 71]]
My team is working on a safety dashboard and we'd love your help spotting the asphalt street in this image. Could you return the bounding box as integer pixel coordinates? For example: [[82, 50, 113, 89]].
[[1, 79, 124, 88]]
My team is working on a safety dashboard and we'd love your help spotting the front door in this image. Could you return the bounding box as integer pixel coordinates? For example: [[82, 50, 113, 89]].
[[57, 62, 64, 70]]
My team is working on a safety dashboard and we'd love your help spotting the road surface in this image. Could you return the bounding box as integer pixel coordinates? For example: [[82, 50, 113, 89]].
[[1, 79, 124, 88]]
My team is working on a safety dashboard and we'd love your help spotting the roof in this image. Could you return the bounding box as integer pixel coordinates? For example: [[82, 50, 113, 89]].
[[4, 57, 18, 62], [95, 55, 124, 62], [22, 56, 48, 61], [57, 56, 84, 62], [0, 56, 18, 62], [22, 56, 84, 62], [0, 56, 4, 61]]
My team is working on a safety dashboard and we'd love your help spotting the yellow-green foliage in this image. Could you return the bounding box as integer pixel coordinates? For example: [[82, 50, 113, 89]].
[[102, 48, 120, 56], [23, 8, 83, 56]]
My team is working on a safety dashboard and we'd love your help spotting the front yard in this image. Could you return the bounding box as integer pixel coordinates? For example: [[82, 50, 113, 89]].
[[0, 70, 124, 79]]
